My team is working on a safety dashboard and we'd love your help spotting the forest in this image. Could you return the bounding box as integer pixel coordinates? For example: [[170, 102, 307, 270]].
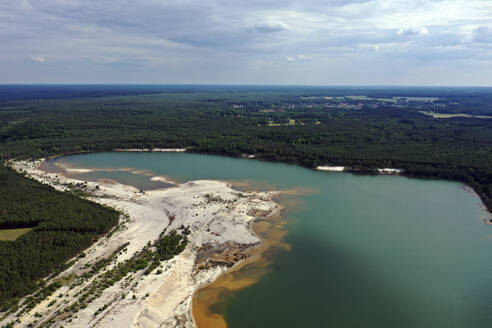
[[1, 84, 492, 307], [0, 165, 119, 308]]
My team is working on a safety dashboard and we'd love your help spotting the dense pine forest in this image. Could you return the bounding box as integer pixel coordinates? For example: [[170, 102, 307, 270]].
[[0, 166, 119, 308], [1, 85, 492, 307]]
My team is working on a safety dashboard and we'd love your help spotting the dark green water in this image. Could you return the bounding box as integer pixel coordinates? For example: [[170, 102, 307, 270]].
[[51, 152, 492, 327]]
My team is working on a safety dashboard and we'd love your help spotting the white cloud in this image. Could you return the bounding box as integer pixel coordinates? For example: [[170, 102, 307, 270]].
[[358, 44, 380, 52], [286, 54, 312, 62], [28, 55, 46, 63], [296, 54, 312, 61], [397, 27, 429, 37]]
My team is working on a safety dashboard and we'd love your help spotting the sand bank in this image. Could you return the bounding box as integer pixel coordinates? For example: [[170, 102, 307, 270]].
[[316, 165, 345, 172], [1, 159, 281, 328], [114, 148, 187, 152], [317, 166, 403, 175], [150, 175, 177, 185], [52, 161, 177, 186], [377, 168, 403, 175]]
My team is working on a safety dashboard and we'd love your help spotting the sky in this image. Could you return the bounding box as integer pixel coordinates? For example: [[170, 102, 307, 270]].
[[2, 0, 492, 85]]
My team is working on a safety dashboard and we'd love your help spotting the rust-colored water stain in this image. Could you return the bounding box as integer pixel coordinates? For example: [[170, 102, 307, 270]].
[[192, 191, 309, 328]]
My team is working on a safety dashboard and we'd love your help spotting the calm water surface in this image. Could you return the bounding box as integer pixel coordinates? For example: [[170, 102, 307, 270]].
[[51, 152, 492, 328]]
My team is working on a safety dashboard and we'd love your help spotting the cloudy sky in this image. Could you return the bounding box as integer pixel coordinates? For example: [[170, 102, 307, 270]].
[[2, 0, 492, 85]]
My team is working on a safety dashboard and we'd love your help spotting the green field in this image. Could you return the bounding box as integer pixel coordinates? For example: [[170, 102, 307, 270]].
[[345, 95, 397, 102], [398, 96, 440, 102], [344, 95, 439, 103], [419, 110, 492, 119], [0, 228, 32, 241]]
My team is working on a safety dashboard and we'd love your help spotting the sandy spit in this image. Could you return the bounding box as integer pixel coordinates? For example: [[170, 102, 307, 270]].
[[1, 159, 281, 328]]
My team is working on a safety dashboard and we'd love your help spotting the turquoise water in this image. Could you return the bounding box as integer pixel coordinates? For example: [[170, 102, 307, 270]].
[[51, 152, 492, 327]]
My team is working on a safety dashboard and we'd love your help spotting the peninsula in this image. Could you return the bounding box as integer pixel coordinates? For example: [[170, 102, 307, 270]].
[[0, 159, 280, 328]]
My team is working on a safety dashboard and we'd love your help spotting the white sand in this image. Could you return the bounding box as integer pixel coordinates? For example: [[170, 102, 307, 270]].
[[114, 148, 187, 152], [150, 175, 177, 185], [2, 159, 281, 328], [316, 166, 403, 175], [377, 168, 403, 174], [316, 165, 345, 172]]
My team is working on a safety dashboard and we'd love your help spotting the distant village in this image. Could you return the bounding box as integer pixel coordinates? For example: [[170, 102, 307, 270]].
[[230, 95, 452, 113]]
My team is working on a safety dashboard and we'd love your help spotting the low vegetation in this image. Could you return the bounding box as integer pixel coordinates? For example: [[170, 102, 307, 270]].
[[0, 228, 32, 241]]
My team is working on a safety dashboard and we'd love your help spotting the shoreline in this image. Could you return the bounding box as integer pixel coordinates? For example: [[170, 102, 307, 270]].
[[113, 148, 188, 152], [3, 152, 490, 327], [19, 147, 492, 217], [191, 194, 293, 328], [316, 165, 403, 175], [462, 185, 492, 224], [2, 159, 282, 328]]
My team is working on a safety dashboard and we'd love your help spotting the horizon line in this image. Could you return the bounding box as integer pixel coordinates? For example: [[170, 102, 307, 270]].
[[1, 83, 492, 88]]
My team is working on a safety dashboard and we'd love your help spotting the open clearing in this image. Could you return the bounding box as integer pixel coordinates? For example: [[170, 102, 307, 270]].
[[420, 111, 492, 119], [0, 227, 33, 241]]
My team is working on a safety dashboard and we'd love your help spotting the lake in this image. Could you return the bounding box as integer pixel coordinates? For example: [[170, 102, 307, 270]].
[[48, 152, 492, 328]]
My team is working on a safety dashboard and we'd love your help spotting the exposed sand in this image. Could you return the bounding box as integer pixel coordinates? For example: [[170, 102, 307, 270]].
[[419, 111, 492, 119], [192, 205, 291, 328], [114, 148, 188, 152], [317, 166, 403, 175], [52, 161, 161, 178], [2, 159, 281, 328], [150, 175, 178, 185], [377, 168, 403, 175], [462, 185, 492, 225], [316, 165, 345, 172]]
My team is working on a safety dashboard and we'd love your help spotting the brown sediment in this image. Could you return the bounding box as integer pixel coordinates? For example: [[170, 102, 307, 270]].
[[229, 180, 279, 192], [192, 192, 308, 328], [229, 179, 317, 196]]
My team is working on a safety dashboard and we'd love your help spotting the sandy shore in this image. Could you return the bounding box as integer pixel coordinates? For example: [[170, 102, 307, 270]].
[[316, 165, 403, 175], [316, 165, 345, 172], [462, 185, 492, 224], [1, 159, 281, 328], [377, 168, 403, 175], [113, 148, 187, 152]]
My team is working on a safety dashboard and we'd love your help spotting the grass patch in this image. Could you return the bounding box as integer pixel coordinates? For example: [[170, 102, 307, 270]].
[[0, 228, 33, 241], [419, 111, 492, 119], [268, 119, 296, 126]]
